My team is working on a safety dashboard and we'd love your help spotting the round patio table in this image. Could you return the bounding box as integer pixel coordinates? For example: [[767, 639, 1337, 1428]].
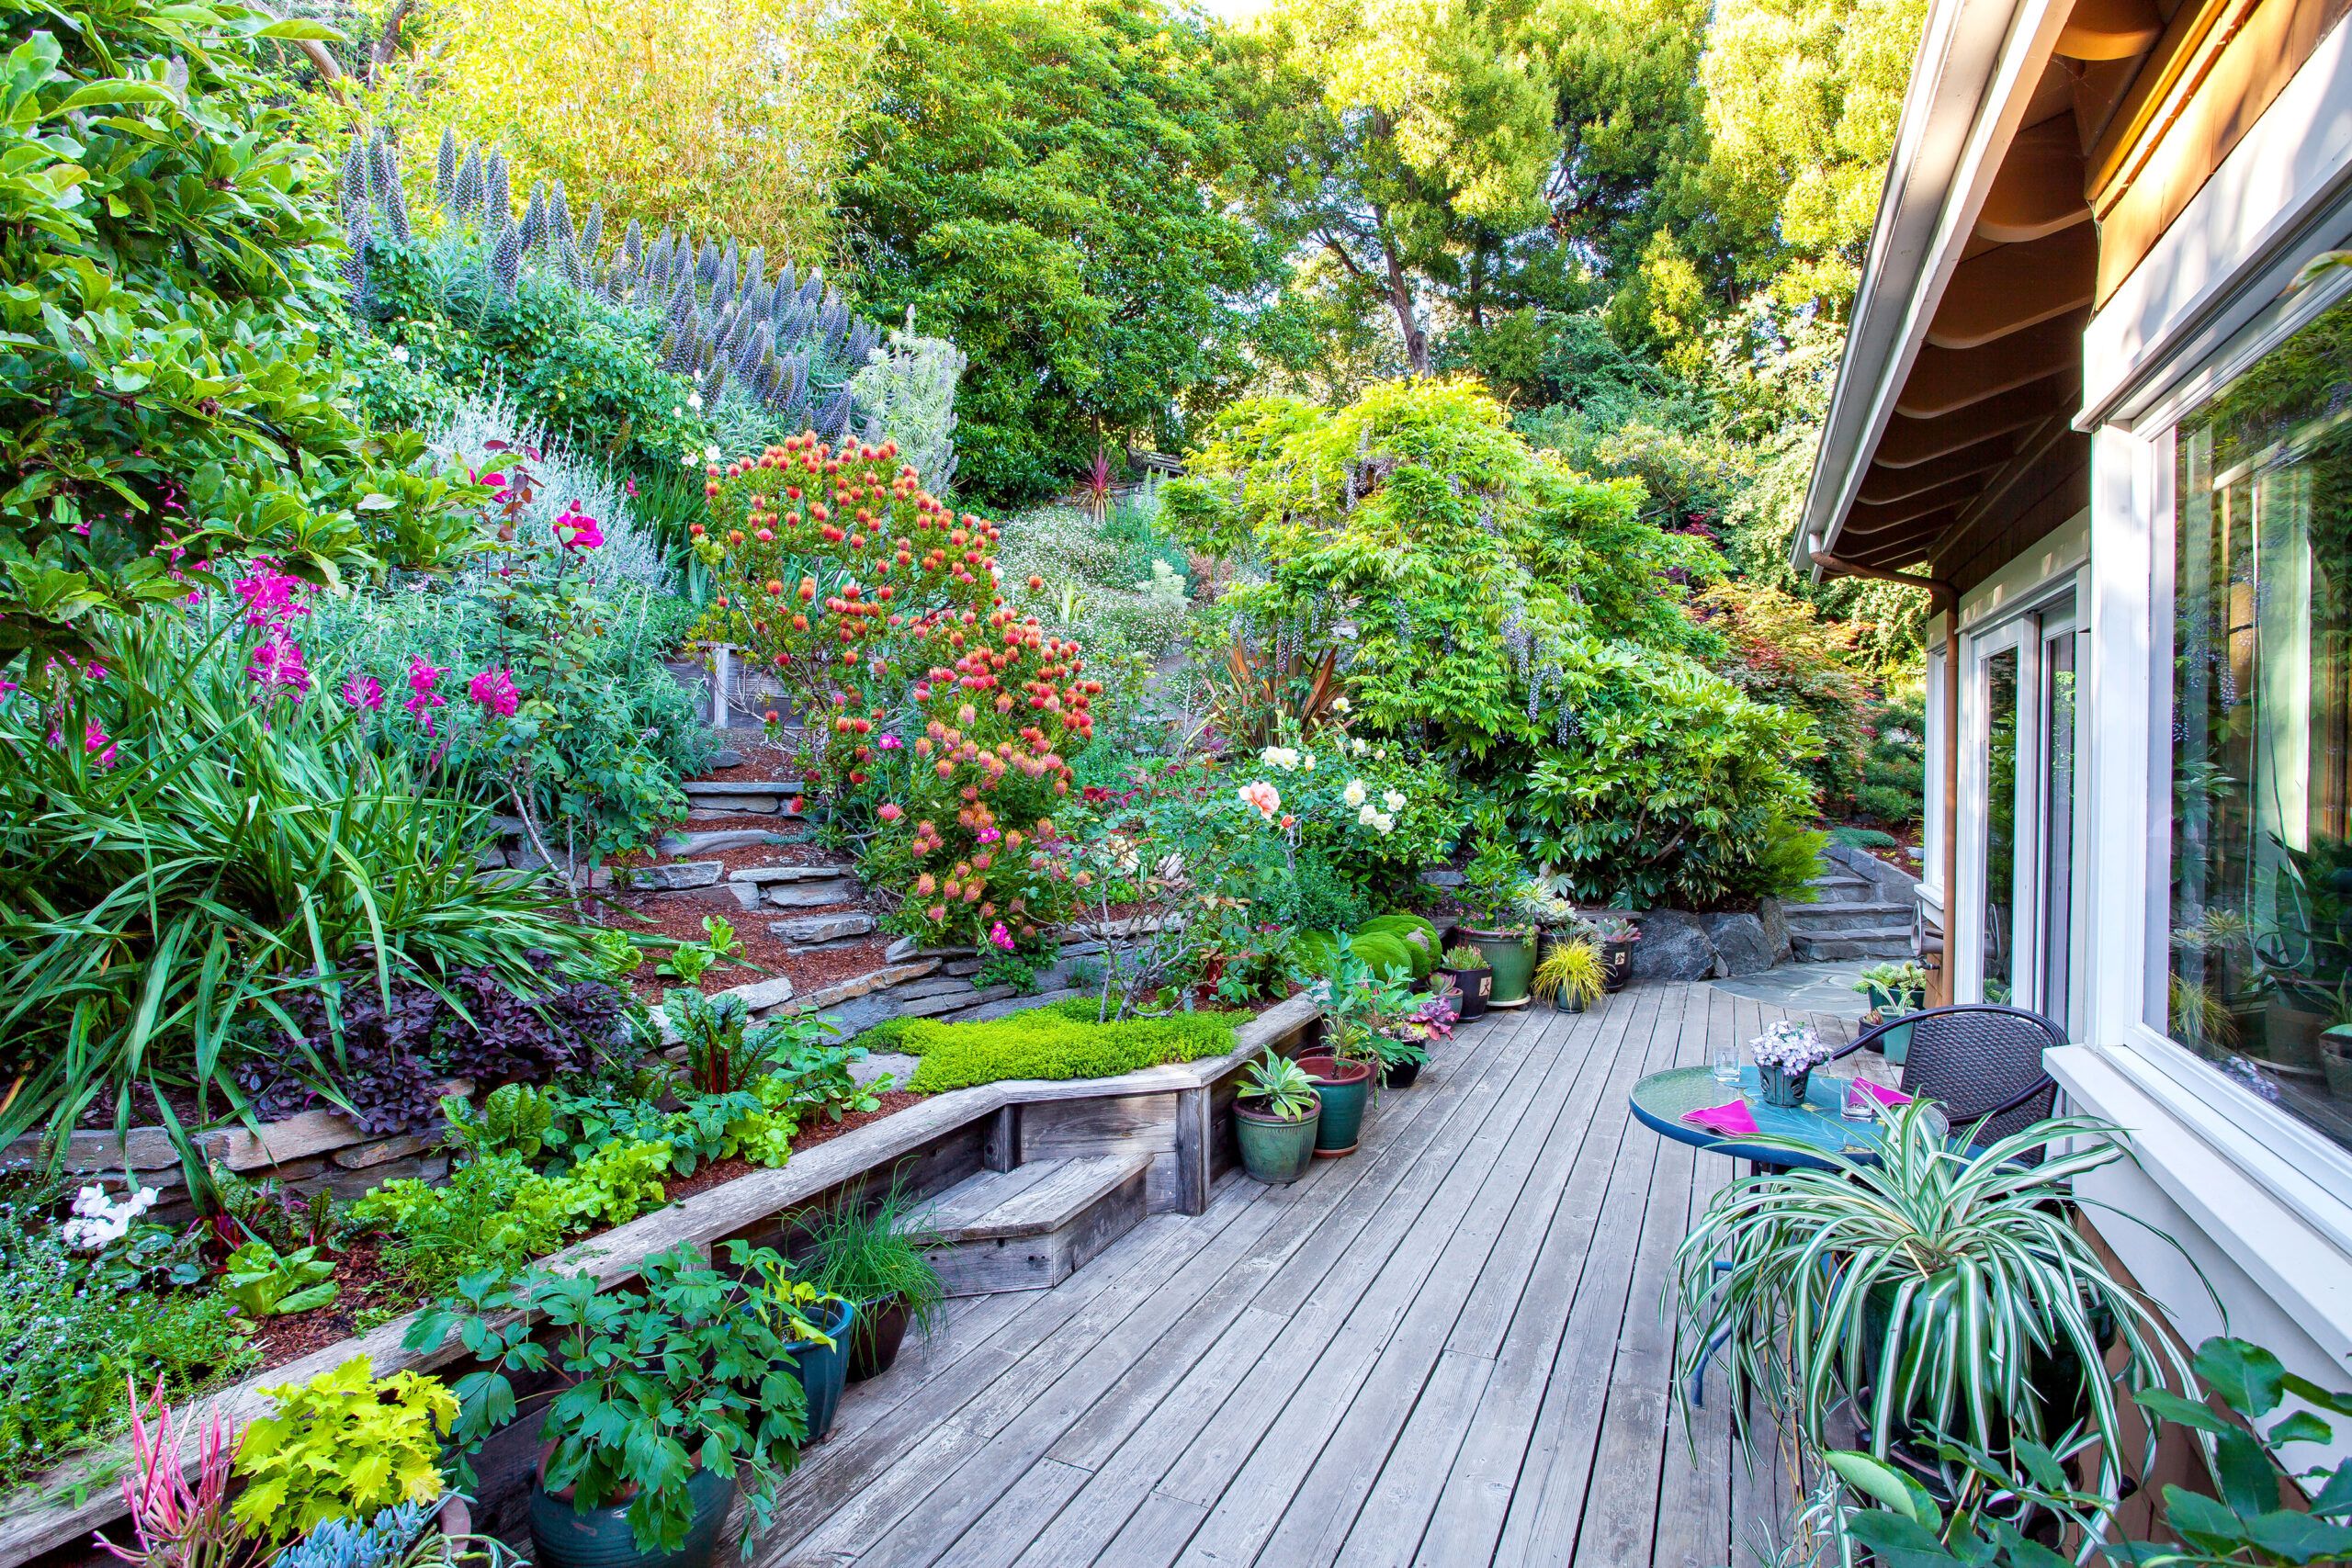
[[1629, 1065, 1945, 1173]]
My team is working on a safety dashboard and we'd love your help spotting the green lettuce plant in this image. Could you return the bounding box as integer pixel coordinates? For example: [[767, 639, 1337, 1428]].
[[220, 1242, 339, 1319]]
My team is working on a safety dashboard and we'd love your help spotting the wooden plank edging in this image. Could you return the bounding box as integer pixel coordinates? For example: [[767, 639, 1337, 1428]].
[[0, 994, 1321, 1568]]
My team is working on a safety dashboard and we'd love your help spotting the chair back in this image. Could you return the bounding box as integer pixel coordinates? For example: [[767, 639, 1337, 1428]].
[[1895, 1004, 2064, 1148]]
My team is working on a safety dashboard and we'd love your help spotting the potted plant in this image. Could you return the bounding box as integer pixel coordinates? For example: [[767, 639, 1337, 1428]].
[[1376, 984, 1458, 1088], [794, 1180, 945, 1383], [1514, 877, 1580, 960], [1671, 1104, 2191, 1508], [1437, 942, 1493, 1019], [1530, 939, 1605, 1013], [406, 1244, 809, 1568], [1749, 1020, 1832, 1107], [1457, 823, 1534, 1008], [1853, 959, 1928, 1066], [736, 1243, 857, 1443], [1233, 1054, 1322, 1183], [1582, 913, 1641, 993], [1298, 957, 1403, 1156]]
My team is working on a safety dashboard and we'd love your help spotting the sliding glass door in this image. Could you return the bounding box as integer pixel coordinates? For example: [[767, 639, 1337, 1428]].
[[1966, 595, 2083, 1031]]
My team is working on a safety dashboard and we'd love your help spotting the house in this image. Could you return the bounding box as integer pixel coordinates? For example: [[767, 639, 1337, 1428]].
[[1800, 0, 2352, 1413]]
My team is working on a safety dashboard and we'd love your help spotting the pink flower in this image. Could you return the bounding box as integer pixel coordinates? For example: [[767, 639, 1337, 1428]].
[[989, 920, 1014, 952], [1238, 780, 1281, 820], [555, 504, 604, 550], [977, 826, 1001, 844], [230, 566, 307, 631], [342, 673, 384, 711], [85, 718, 116, 769], [404, 655, 447, 735], [624, 479, 639, 498], [926, 904, 948, 922], [878, 803, 904, 822], [244, 629, 311, 697], [878, 734, 903, 750], [467, 667, 519, 717]]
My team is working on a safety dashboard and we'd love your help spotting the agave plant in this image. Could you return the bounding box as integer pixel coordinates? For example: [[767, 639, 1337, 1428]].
[[1670, 1103, 2195, 1500]]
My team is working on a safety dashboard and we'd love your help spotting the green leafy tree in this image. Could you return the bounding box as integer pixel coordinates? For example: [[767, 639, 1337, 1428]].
[[837, 0, 1280, 504]]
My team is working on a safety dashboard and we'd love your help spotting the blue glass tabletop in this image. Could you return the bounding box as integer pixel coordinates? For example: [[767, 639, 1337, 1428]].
[[1627, 1065, 1942, 1170]]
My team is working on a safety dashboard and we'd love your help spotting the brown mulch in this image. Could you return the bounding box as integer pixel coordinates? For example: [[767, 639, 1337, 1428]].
[[245, 1242, 414, 1372], [688, 736, 805, 783], [654, 1090, 929, 1204]]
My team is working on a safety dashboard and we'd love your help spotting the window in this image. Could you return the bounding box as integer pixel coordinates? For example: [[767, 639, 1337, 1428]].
[[2164, 299, 2352, 1152]]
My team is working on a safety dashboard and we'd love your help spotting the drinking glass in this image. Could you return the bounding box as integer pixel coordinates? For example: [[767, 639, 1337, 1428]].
[[1841, 1079, 1876, 1121], [1710, 1034, 1742, 1089]]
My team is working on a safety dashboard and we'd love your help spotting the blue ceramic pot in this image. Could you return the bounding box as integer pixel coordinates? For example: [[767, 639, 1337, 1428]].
[[528, 1453, 735, 1568], [780, 1294, 856, 1442]]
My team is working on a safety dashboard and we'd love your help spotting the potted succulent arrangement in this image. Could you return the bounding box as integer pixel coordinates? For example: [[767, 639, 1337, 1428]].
[[1672, 1104, 2190, 1517], [1852, 959, 1929, 1066], [1457, 823, 1535, 1008], [737, 1244, 857, 1443], [407, 1243, 810, 1568], [1530, 938, 1605, 1013], [1298, 956, 1408, 1156], [1372, 984, 1457, 1089], [1515, 877, 1581, 960], [1437, 942, 1493, 1018], [1582, 913, 1641, 993], [1750, 1020, 1833, 1107], [1233, 1054, 1323, 1183], [794, 1180, 946, 1383]]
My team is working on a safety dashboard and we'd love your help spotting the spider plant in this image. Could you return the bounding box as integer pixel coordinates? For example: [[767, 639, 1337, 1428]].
[[1670, 1102, 2195, 1501]]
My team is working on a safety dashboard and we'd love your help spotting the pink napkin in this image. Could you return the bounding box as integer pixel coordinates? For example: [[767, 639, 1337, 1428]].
[[1683, 1100, 1758, 1135], [1849, 1079, 1913, 1109]]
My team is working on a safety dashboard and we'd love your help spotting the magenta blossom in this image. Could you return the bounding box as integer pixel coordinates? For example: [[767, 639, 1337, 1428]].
[[877, 733, 903, 750], [976, 826, 1001, 845], [988, 920, 1015, 953], [230, 566, 307, 632], [245, 629, 311, 697], [341, 673, 384, 711], [467, 667, 519, 718], [85, 718, 117, 769], [554, 503, 605, 551], [404, 655, 447, 735]]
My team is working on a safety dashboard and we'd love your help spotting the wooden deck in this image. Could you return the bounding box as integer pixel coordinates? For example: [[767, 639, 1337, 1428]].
[[755, 979, 1855, 1568]]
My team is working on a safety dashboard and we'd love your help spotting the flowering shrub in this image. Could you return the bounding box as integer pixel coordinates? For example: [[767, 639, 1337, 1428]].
[[691, 434, 1099, 945]]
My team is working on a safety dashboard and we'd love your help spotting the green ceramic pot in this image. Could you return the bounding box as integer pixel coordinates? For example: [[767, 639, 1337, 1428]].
[[780, 1294, 855, 1442], [528, 1453, 736, 1568], [1235, 1099, 1320, 1183], [1464, 931, 1533, 1007], [1758, 1065, 1810, 1109], [1295, 1055, 1373, 1156]]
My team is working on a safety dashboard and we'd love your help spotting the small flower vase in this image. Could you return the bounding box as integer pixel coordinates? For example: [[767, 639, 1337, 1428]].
[[1758, 1064, 1810, 1109]]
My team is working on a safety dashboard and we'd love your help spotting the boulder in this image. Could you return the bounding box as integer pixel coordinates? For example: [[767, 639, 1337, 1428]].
[[1756, 897, 1794, 964], [1699, 911, 1776, 976], [1629, 908, 1721, 981]]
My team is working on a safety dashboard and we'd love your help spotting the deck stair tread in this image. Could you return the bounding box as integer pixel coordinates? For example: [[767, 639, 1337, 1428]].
[[920, 1155, 1157, 1296]]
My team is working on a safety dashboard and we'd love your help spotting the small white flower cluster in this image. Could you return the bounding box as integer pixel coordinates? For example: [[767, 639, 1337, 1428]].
[[1340, 777, 1405, 834], [1259, 746, 1316, 773], [59, 1182, 160, 1251], [1749, 1021, 1833, 1073]]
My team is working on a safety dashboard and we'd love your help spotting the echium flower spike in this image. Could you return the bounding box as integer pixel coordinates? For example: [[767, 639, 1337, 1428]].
[[490, 222, 521, 298], [741, 244, 763, 296], [548, 181, 571, 247], [484, 151, 510, 230], [620, 216, 642, 268], [339, 135, 370, 223], [342, 206, 370, 311], [452, 147, 483, 220], [435, 126, 458, 207], [521, 182, 547, 254], [373, 139, 410, 246], [581, 203, 604, 265]]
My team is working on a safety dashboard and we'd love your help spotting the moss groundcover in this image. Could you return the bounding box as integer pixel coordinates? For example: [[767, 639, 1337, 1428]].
[[876, 999, 1240, 1092]]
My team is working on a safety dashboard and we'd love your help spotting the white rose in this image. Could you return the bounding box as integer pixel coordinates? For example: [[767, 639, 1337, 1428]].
[[389, 344, 411, 365], [1351, 738, 1368, 755], [1303, 752, 1316, 771], [1343, 780, 1367, 807], [687, 392, 705, 412], [703, 445, 722, 462], [1357, 802, 1379, 826], [1374, 812, 1396, 834], [1382, 789, 1406, 814], [1332, 696, 1351, 713]]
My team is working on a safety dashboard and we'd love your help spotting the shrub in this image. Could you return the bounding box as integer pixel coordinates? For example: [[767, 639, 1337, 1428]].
[[0, 615, 603, 1171], [231, 1359, 455, 1541], [0, 0, 367, 656], [897, 998, 1238, 1091], [1689, 581, 1872, 809], [691, 434, 1096, 947], [423, 391, 674, 591]]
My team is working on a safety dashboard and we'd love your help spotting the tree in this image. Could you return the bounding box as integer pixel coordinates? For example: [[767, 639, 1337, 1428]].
[[836, 0, 1282, 505]]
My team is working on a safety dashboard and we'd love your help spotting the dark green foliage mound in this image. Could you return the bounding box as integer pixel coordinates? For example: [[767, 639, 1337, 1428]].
[[895, 999, 1239, 1092]]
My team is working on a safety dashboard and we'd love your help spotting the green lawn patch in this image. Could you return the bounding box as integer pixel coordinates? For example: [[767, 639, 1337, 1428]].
[[892, 998, 1240, 1092]]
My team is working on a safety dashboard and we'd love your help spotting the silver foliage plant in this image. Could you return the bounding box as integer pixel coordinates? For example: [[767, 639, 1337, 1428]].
[[334, 128, 960, 479], [853, 314, 967, 493], [426, 390, 673, 594]]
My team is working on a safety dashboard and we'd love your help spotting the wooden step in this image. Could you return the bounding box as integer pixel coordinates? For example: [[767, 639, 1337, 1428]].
[[918, 1155, 1151, 1297]]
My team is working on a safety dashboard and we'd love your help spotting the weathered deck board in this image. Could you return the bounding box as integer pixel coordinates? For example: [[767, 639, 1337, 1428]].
[[750, 978, 1857, 1567]]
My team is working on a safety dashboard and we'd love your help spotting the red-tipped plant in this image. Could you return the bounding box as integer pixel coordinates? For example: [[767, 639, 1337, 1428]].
[[97, 1377, 264, 1568], [1082, 446, 1114, 521]]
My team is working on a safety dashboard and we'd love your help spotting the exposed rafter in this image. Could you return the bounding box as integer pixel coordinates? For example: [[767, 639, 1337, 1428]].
[[1875, 378, 2072, 466], [1975, 118, 2092, 243], [1894, 310, 2087, 417], [2056, 0, 2163, 60], [1857, 437, 2017, 502], [1926, 227, 2097, 348]]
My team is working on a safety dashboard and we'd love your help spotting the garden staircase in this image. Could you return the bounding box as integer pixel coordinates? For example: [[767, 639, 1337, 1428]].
[[1782, 862, 1916, 961], [916, 1154, 1154, 1296]]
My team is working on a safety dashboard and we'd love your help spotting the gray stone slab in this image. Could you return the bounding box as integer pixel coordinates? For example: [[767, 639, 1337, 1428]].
[[662, 828, 790, 857], [1697, 912, 1775, 977], [625, 860, 724, 891], [764, 878, 863, 908], [770, 911, 876, 946], [1628, 908, 1721, 981]]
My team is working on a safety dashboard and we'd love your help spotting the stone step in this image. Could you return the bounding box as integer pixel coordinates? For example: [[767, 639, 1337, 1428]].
[[621, 860, 725, 892], [729, 863, 859, 885], [681, 780, 807, 817], [1791, 931, 1917, 961], [660, 827, 797, 857], [1804, 873, 1879, 904], [768, 911, 876, 950], [917, 1155, 1152, 1296], [1780, 900, 1912, 927]]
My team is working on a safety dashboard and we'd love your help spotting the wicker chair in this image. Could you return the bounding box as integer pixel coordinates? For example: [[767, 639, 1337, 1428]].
[[1834, 1002, 2064, 1151]]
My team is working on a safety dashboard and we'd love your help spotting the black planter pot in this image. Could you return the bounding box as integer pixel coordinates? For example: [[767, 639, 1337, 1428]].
[[1382, 1058, 1422, 1090], [1439, 964, 1492, 1019], [847, 1295, 910, 1382], [1600, 940, 1634, 993]]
